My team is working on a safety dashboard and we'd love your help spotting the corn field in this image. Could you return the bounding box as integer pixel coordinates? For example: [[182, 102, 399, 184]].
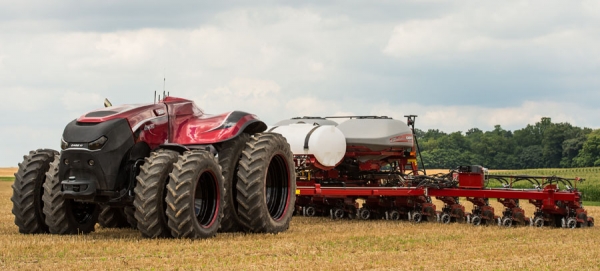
[[492, 167, 600, 202]]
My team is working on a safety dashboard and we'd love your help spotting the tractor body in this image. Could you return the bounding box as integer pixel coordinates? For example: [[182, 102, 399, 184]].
[[59, 96, 265, 204], [13, 95, 295, 238]]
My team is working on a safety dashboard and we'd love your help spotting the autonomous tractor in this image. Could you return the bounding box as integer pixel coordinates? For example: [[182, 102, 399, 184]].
[[11, 95, 296, 238]]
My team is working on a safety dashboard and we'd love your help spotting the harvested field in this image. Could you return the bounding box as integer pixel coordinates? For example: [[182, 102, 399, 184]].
[[1, 181, 599, 270], [0, 168, 17, 177]]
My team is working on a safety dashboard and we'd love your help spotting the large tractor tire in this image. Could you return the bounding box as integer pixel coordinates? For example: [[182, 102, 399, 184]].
[[98, 205, 135, 229], [43, 158, 99, 234], [11, 149, 59, 234], [217, 133, 250, 232], [124, 206, 137, 229], [236, 133, 296, 233], [166, 151, 224, 239], [133, 149, 179, 238]]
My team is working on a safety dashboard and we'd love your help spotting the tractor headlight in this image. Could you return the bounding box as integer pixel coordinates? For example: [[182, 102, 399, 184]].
[[88, 136, 108, 150], [61, 138, 68, 150]]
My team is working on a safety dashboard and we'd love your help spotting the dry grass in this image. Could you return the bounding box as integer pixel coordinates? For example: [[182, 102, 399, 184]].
[[1, 182, 599, 270], [0, 168, 17, 177]]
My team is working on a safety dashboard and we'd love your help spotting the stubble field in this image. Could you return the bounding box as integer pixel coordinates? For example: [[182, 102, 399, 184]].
[[1, 176, 600, 270]]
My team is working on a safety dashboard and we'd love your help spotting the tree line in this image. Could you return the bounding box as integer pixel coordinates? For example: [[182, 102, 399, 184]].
[[415, 117, 600, 169]]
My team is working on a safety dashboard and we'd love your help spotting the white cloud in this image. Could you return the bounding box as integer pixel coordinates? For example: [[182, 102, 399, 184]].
[[285, 96, 332, 117], [370, 100, 600, 133], [1, 2, 600, 166], [382, 1, 600, 68], [61, 91, 104, 112], [4, 88, 57, 112]]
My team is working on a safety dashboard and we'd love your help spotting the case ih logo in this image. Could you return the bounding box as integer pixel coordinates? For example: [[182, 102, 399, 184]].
[[389, 134, 413, 143], [69, 143, 85, 148]]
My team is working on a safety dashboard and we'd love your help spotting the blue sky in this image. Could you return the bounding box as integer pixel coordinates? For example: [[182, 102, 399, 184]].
[[2, 1, 600, 166]]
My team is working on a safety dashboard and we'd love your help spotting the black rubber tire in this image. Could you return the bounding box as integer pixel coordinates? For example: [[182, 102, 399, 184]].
[[332, 208, 344, 219], [440, 213, 451, 224], [133, 149, 179, 238], [412, 212, 423, 223], [389, 210, 400, 221], [43, 158, 99, 234], [358, 208, 371, 220], [166, 151, 224, 239], [124, 206, 137, 229], [304, 206, 316, 217], [11, 149, 59, 234], [236, 133, 296, 233], [98, 205, 133, 229], [217, 133, 250, 232]]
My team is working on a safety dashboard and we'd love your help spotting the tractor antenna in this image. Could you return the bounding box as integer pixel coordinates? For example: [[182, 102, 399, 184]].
[[154, 91, 156, 104]]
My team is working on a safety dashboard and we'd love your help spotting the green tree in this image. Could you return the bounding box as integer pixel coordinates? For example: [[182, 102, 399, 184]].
[[573, 129, 600, 167]]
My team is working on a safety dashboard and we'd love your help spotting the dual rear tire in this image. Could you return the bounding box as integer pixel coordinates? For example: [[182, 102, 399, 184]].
[[166, 151, 224, 238], [235, 133, 296, 233], [164, 132, 296, 238]]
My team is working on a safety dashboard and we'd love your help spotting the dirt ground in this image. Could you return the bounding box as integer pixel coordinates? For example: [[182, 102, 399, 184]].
[[0, 168, 17, 177]]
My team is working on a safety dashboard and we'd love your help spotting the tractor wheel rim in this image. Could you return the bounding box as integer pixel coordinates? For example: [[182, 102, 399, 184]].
[[194, 171, 219, 228], [265, 154, 290, 221]]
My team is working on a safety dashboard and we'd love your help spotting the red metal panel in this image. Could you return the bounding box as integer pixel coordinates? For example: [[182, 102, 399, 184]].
[[296, 186, 580, 202], [458, 172, 484, 188], [296, 186, 425, 197], [427, 188, 578, 201]]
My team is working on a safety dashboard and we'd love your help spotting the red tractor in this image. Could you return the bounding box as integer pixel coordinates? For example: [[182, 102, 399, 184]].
[[11, 96, 296, 238]]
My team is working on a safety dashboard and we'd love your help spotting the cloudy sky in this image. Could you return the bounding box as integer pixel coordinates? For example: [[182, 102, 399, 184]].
[[1, 1, 600, 166]]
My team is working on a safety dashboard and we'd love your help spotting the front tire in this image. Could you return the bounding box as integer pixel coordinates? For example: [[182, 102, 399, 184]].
[[11, 149, 59, 234], [236, 133, 296, 233], [166, 151, 224, 239], [43, 158, 99, 234], [133, 149, 179, 238], [99, 205, 133, 229]]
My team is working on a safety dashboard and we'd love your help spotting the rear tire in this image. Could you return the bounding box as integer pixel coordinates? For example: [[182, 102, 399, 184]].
[[133, 149, 179, 238], [43, 158, 99, 234], [166, 151, 224, 239], [11, 149, 59, 234], [217, 133, 250, 232], [99, 205, 132, 229], [124, 206, 137, 229], [236, 133, 296, 233]]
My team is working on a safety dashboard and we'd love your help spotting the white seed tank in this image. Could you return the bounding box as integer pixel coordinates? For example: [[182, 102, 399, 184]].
[[336, 118, 414, 151], [269, 123, 346, 167]]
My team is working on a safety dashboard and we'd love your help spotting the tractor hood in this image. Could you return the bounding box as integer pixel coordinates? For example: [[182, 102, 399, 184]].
[[75, 96, 267, 145]]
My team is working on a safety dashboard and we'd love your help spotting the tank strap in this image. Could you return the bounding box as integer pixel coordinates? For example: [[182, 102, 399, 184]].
[[304, 125, 322, 150]]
